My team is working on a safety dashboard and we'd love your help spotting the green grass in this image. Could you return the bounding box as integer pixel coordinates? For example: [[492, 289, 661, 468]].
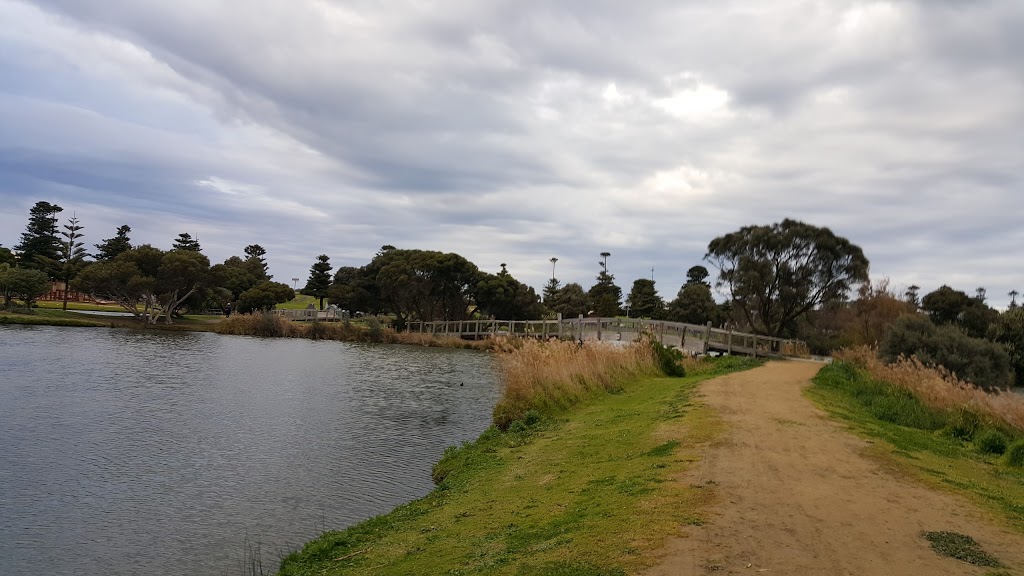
[[274, 295, 321, 310], [0, 307, 223, 331], [808, 362, 1024, 531], [0, 309, 109, 327], [922, 531, 1003, 568], [33, 300, 129, 312], [276, 358, 760, 576]]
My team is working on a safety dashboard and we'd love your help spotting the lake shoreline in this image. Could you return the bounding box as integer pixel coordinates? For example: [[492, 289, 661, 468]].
[[274, 354, 763, 575], [0, 309, 510, 349]]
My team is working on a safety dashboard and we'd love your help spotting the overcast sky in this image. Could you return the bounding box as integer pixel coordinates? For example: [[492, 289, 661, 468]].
[[1, 0, 1021, 306]]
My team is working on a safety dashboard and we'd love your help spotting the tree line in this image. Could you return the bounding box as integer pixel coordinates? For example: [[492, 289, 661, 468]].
[[1, 201, 296, 322], [3, 202, 1022, 387]]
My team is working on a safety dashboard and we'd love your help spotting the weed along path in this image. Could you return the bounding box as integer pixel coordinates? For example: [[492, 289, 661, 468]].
[[644, 361, 1024, 576]]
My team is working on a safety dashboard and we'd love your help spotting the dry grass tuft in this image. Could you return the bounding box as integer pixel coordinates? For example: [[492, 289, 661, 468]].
[[782, 340, 812, 358], [493, 339, 659, 429], [838, 346, 1024, 433], [391, 332, 501, 350]]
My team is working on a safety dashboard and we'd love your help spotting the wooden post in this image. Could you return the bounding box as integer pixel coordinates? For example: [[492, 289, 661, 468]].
[[703, 321, 712, 355], [752, 335, 758, 358], [557, 313, 564, 339], [727, 330, 733, 355]]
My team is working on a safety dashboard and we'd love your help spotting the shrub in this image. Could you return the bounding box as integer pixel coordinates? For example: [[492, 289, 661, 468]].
[[1004, 440, 1024, 468], [880, 315, 1013, 389], [866, 391, 946, 431], [307, 321, 330, 340], [646, 336, 686, 377], [837, 346, 1024, 435], [945, 408, 982, 441], [975, 428, 1009, 455], [989, 308, 1024, 387]]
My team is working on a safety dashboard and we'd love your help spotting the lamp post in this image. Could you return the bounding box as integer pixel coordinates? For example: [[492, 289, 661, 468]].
[[600, 252, 610, 273], [549, 257, 558, 281]]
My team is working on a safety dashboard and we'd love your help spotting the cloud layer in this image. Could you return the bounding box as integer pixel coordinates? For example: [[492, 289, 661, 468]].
[[2, 0, 1021, 305]]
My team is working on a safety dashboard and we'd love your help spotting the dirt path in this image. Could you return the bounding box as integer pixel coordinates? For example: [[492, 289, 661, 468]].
[[643, 360, 1024, 576]]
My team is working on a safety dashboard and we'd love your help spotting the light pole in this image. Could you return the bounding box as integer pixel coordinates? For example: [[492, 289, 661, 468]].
[[600, 252, 610, 273], [292, 277, 299, 289], [550, 257, 558, 281]]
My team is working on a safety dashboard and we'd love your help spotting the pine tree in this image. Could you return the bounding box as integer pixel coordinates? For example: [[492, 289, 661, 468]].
[[303, 254, 333, 310], [588, 253, 621, 317], [58, 214, 88, 310], [94, 225, 132, 261], [626, 278, 664, 318], [15, 201, 63, 275], [243, 244, 270, 278], [172, 233, 202, 252], [542, 277, 561, 304]]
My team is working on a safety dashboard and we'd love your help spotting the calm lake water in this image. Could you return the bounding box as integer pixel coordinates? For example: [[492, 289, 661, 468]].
[[0, 326, 500, 576]]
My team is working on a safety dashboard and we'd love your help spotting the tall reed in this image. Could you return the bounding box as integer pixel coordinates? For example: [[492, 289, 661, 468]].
[[492, 340, 659, 429], [837, 346, 1024, 433]]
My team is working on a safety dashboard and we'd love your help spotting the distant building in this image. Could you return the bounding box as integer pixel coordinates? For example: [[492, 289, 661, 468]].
[[39, 280, 94, 303]]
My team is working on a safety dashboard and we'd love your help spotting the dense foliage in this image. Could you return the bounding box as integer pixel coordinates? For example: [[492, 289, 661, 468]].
[[14, 201, 64, 276], [880, 315, 1013, 389], [706, 219, 870, 337]]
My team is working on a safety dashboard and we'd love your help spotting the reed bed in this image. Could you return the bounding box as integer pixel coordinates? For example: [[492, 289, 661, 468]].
[[214, 313, 396, 343], [391, 332, 499, 350], [492, 339, 660, 429], [837, 345, 1024, 434], [215, 313, 521, 350]]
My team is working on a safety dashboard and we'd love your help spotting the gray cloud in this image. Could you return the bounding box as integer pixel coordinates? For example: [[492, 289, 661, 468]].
[[1, 0, 1022, 306]]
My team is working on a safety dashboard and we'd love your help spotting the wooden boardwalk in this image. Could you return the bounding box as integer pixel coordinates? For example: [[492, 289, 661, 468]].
[[272, 308, 348, 322], [406, 317, 804, 358]]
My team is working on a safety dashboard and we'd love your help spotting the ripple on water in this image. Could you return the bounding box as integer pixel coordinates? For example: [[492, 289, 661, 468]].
[[0, 326, 500, 576]]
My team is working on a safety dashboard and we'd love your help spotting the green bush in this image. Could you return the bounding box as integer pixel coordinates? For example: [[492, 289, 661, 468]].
[[988, 308, 1024, 387], [816, 362, 947, 431], [867, 392, 946, 431], [945, 408, 982, 441], [647, 337, 685, 377], [1004, 440, 1024, 468], [521, 410, 541, 426], [975, 428, 1009, 455], [880, 315, 1013, 389]]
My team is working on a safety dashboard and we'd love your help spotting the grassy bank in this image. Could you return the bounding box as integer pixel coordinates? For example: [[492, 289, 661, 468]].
[[808, 360, 1024, 531], [0, 309, 109, 327], [276, 347, 762, 576], [0, 308, 223, 331]]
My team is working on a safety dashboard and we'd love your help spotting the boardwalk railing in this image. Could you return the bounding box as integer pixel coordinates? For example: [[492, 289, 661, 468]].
[[271, 308, 348, 322], [406, 317, 805, 358]]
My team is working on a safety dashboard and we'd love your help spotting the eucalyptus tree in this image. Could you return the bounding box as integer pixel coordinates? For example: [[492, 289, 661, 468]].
[[705, 219, 869, 337]]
